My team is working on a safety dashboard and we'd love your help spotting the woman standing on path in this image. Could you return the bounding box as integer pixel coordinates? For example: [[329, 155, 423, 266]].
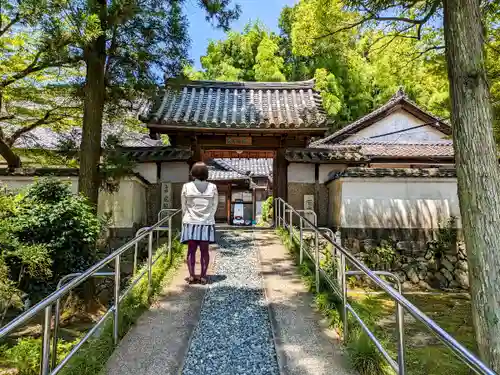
[[180, 161, 218, 285]]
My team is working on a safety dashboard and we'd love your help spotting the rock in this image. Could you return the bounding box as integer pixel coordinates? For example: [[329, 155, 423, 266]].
[[416, 256, 427, 263], [458, 260, 468, 272], [396, 241, 413, 256], [418, 270, 427, 280], [361, 239, 376, 252], [406, 267, 420, 284], [395, 271, 407, 282], [402, 281, 413, 290], [448, 281, 460, 290], [424, 250, 433, 260], [350, 239, 361, 253], [441, 258, 455, 273], [418, 280, 432, 290], [441, 268, 454, 282], [445, 254, 458, 263], [412, 241, 427, 257], [435, 272, 448, 287], [454, 269, 469, 289]]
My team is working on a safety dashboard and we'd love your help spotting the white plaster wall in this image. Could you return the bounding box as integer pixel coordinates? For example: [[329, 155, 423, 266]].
[[344, 109, 447, 142], [160, 162, 189, 183], [0, 176, 147, 228], [338, 177, 461, 229], [98, 178, 147, 228], [0, 176, 78, 193], [133, 163, 157, 184], [288, 163, 314, 183]]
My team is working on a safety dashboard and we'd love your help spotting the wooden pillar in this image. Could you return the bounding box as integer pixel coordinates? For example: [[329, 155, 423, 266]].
[[314, 163, 320, 218], [227, 183, 232, 225], [276, 148, 288, 202], [273, 148, 288, 224], [252, 187, 257, 224]]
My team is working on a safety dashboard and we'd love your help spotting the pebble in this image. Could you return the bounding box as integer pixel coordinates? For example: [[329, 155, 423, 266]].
[[181, 231, 280, 375]]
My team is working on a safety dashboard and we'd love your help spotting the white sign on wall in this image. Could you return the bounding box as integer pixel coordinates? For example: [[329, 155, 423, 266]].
[[304, 194, 315, 224], [161, 182, 172, 209]]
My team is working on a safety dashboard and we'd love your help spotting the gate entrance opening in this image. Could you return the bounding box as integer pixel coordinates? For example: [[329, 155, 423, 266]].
[[140, 79, 330, 222]]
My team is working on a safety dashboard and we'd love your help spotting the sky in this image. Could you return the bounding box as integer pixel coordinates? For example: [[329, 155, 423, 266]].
[[184, 0, 298, 70]]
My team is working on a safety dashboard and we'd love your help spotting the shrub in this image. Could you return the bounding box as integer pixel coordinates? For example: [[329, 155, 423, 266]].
[[261, 196, 273, 223], [346, 329, 390, 375], [1, 178, 103, 305]]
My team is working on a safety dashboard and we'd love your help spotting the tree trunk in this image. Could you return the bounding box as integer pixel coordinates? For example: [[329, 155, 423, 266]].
[[0, 136, 21, 169], [443, 0, 500, 370], [78, 0, 107, 208]]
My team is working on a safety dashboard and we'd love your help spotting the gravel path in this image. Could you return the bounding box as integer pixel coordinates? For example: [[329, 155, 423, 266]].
[[181, 231, 280, 375]]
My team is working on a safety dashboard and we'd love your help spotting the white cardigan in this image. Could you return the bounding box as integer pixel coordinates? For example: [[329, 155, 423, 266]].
[[181, 180, 219, 225]]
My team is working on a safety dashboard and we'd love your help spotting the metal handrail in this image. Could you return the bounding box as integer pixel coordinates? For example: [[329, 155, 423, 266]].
[[157, 209, 178, 247], [275, 197, 495, 375], [0, 208, 182, 375]]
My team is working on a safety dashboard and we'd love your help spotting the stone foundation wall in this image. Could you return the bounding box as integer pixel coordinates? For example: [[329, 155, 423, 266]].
[[341, 227, 469, 291]]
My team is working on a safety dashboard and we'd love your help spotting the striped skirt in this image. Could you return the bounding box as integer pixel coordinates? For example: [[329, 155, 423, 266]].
[[180, 223, 216, 244]]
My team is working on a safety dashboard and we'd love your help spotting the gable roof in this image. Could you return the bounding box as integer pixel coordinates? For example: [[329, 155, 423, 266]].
[[9, 126, 161, 150], [313, 139, 455, 160], [206, 158, 273, 182], [140, 79, 329, 132], [311, 88, 451, 146]]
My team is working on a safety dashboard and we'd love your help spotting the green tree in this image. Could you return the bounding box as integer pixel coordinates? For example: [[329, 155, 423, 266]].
[[332, 0, 500, 369], [189, 22, 286, 82], [0, 2, 82, 169], [1, 0, 240, 207]]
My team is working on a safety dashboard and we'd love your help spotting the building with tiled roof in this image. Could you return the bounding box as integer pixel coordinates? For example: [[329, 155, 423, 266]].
[[311, 88, 455, 167], [140, 79, 329, 131]]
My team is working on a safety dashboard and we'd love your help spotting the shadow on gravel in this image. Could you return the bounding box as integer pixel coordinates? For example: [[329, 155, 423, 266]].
[[207, 274, 227, 284]]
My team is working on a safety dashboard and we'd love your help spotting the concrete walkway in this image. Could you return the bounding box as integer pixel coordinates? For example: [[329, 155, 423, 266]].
[[256, 231, 355, 375], [106, 231, 354, 375], [105, 248, 215, 375]]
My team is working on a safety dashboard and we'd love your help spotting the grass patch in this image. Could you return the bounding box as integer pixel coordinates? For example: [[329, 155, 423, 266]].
[[0, 239, 186, 375], [276, 228, 475, 375]]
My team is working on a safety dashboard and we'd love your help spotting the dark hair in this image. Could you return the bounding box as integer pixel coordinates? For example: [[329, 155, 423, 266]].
[[191, 161, 209, 181]]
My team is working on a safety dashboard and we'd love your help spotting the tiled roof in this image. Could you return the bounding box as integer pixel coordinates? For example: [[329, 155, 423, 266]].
[[10, 126, 161, 150], [285, 147, 369, 163], [214, 158, 272, 177], [207, 159, 248, 181], [316, 139, 455, 159], [206, 158, 274, 181], [140, 79, 329, 130], [327, 167, 457, 182], [311, 88, 451, 145], [0, 167, 79, 177], [119, 147, 192, 162]]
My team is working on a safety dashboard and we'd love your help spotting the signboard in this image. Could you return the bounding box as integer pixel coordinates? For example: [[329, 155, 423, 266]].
[[304, 194, 315, 224], [226, 136, 252, 146], [233, 200, 245, 225], [161, 182, 172, 209]]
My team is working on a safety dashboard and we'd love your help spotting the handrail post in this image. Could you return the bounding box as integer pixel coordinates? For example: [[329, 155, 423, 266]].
[[395, 280, 406, 375], [289, 208, 293, 243], [148, 231, 153, 294], [315, 230, 320, 293], [40, 305, 52, 375], [299, 216, 303, 264], [341, 253, 348, 341], [113, 255, 121, 345], [168, 216, 172, 261]]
